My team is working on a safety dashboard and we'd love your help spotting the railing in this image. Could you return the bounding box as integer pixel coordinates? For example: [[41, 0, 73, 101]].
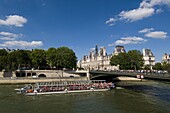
[[89, 70, 170, 80], [0, 76, 87, 80]]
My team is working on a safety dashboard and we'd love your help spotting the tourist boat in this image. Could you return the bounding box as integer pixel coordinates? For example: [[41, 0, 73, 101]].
[[16, 80, 115, 96], [14, 84, 33, 93]]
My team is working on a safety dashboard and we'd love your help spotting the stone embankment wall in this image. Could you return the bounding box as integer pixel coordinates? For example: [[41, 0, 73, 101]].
[[0, 70, 87, 84], [0, 72, 3, 78], [0, 70, 81, 78], [0, 77, 88, 84]]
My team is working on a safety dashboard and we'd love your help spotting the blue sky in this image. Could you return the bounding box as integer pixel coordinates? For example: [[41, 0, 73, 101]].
[[0, 0, 170, 62]]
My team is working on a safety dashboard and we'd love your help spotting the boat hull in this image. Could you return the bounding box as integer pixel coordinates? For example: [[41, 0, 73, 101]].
[[25, 88, 109, 96]]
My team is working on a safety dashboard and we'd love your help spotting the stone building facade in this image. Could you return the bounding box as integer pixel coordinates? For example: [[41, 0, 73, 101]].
[[78, 46, 156, 70], [113, 45, 126, 55], [162, 53, 170, 64], [77, 45, 126, 71], [143, 49, 155, 70]]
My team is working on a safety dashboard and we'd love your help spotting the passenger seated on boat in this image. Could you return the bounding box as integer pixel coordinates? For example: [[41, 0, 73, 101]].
[[39, 88, 42, 92], [26, 89, 33, 93], [34, 90, 38, 93], [37, 88, 40, 92], [65, 88, 68, 92]]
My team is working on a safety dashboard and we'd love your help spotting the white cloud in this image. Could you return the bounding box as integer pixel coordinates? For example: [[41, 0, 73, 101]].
[[0, 31, 23, 41], [0, 15, 27, 27], [111, 36, 147, 45], [0, 37, 16, 41], [105, 18, 117, 26], [90, 48, 95, 51], [0, 40, 43, 48], [145, 31, 168, 38], [149, 0, 170, 7], [0, 31, 43, 48], [108, 43, 114, 47], [0, 31, 21, 38], [119, 8, 155, 22], [138, 28, 154, 33], [106, 0, 170, 25], [139, 27, 168, 39], [140, 0, 152, 8]]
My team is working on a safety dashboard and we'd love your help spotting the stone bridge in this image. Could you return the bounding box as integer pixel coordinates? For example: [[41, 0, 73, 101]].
[[89, 70, 170, 81], [1, 69, 170, 81]]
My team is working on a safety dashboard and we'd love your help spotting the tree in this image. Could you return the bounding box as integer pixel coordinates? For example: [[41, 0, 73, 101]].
[[46, 47, 57, 68], [30, 49, 47, 69], [162, 62, 170, 73], [0, 46, 77, 71], [110, 53, 129, 70], [144, 65, 151, 70], [127, 50, 143, 70], [55, 47, 77, 69], [0, 49, 8, 71], [153, 62, 163, 70], [6, 50, 31, 70], [15, 50, 32, 69], [0, 49, 8, 56], [110, 50, 143, 70]]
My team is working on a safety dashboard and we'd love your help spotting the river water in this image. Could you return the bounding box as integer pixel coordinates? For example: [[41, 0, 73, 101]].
[[0, 80, 170, 113]]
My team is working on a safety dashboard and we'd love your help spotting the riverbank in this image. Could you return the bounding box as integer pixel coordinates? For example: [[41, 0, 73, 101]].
[[0, 76, 143, 84], [113, 76, 143, 81]]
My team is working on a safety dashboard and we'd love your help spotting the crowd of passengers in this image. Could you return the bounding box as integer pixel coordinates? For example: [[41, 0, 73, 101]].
[[35, 82, 114, 92]]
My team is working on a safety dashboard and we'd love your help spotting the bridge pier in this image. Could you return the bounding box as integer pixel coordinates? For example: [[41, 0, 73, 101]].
[[86, 70, 90, 80]]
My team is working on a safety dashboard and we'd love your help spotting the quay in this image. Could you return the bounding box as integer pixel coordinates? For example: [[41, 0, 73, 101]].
[[1, 69, 170, 84], [0, 77, 88, 85]]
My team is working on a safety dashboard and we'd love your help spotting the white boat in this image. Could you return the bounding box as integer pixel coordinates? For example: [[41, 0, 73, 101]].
[[14, 88, 21, 91], [16, 80, 114, 96], [25, 88, 110, 96], [15, 84, 33, 93]]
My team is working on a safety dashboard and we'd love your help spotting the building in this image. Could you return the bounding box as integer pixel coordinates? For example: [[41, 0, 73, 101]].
[[143, 49, 155, 70], [162, 53, 170, 64], [113, 45, 126, 55], [77, 45, 126, 71]]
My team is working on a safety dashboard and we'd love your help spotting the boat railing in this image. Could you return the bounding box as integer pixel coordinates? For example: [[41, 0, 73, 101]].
[[35, 80, 113, 90]]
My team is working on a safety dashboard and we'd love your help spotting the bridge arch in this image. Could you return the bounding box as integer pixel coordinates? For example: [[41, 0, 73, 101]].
[[38, 74, 46, 77]]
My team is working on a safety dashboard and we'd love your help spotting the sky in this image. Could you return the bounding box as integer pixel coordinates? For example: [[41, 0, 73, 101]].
[[0, 0, 170, 62]]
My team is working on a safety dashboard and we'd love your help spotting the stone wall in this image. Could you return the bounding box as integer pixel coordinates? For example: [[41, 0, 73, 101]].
[[0, 70, 84, 78], [0, 77, 88, 84], [0, 72, 3, 78], [0, 71, 15, 77]]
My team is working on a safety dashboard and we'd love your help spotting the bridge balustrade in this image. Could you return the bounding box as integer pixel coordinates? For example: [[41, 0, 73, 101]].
[[89, 70, 170, 80]]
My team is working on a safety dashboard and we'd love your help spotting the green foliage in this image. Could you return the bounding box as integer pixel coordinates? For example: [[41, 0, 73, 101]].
[[0, 49, 8, 56], [152, 62, 170, 73], [46, 47, 57, 68], [144, 65, 151, 70], [46, 47, 77, 69], [6, 50, 31, 71], [30, 49, 47, 69], [55, 47, 77, 69], [127, 50, 144, 70], [162, 62, 170, 73], [153, 62, 163, 70], [0, 49, 8, 71], [110, 50, 143, 70], [0, 47, 77, 71], [110, 53, 128, 70]]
